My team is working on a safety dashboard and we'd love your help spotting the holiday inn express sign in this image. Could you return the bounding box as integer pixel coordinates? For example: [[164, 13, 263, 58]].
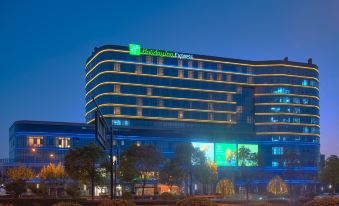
[[129, 44, 193, 60]]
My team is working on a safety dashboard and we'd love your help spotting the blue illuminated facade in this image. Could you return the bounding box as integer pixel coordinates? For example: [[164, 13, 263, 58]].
[[7, 44, 320, 194], [85, 44, 320, 192]]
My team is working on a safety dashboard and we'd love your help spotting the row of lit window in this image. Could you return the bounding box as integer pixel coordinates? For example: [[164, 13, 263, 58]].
[[113, 106, 233, 121], [28, 136, 70, 148], [269, 116, 319, 124], [112, 62, 254, 83], [113, 84, 234, 101], [111, 62, 318, 87]]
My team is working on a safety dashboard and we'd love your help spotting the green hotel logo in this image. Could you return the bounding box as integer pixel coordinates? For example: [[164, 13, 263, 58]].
[[129, 43, 193, 59], [129, 44, 141, 55]]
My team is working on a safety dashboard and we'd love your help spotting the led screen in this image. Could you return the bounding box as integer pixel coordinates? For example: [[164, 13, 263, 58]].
[[192, 142, 214, 163], [215, 143, 237, 166], [237, 144, 258, 166]]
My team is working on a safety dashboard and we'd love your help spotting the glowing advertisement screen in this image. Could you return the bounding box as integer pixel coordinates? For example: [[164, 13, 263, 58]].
[[237, 144, 259, 166], [215, 144, 237, 166], [192, 142, 214, 163]]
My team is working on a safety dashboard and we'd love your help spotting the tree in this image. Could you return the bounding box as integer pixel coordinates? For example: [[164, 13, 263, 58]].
[[320, 155, 339, 193], [118, 144, 162, 198], [237, 146, 259, 200], [159, 159, 182, 193], [5, 166, 34, 197], [267, 176, 288, 196], [64, 143, 106, 200], [5, 180, 26, 197], [193, 162, 218, 194], [216, 179, 235, 197], [39, 163, 67, 197], [6, 166, 34, 182], [172, 143, 195, 195]]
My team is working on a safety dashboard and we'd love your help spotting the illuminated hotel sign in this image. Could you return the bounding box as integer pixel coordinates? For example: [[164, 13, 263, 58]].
[[129, 43, 193, 59]]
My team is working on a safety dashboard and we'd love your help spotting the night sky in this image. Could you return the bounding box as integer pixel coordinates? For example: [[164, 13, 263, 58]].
[[0, 0, 338, 158]]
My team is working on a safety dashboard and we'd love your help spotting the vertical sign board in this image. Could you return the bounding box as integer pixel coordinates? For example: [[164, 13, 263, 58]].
[[95, 111, 107, 149]]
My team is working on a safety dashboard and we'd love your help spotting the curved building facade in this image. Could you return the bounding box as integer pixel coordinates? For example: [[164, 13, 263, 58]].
[[85, 44, 320, 193]]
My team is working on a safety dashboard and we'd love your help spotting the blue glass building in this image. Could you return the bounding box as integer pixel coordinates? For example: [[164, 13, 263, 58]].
[[7, 44, 320, 194], [85, 44, 320, 192]]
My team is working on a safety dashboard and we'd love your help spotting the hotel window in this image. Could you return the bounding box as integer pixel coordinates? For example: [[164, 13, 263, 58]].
[[28, 136, 43, 147], [272, 161, 279, 167], [157, 57, 163, 65], [227, 94, 233, 102], [208, 73, 213, 80], [270, 116, 278, 122], [198, 72, 203, 79], [157, 68, 164, 76], [113, 63, 120, 71], [137, 108, 142, 116], [272, 147, 283, 155], [188, 71, 193, 78], [178, 70, 184, 78], [158, 99, 164, 107], [146, 56, 153, 63], [208, 113, 213, 120], [293, 98, 300, 104], [247, 67, 253, 74], [302, 98, 309, 104], [270, 107, 280, 112], [293, 117, 301, 123], [278, 97, 290, 103], [114, 85, 121, 93], [302, 79, 308, 86], [274, 87, 290, 94], [114, 107, 121, 115], [198, 62, 203, 69], [226, 75, 232, 82], [208, 103, 213, 110], [303, 126, 309, 133], [137, 97, 142, 106], [217, 64, 222, 71], [135, 65, 142, 74], [236, 86, 242, 94], [178, 59, 183, 67], [236, 106, 243, 113], [217, 73, 222, 81], [147, 88, 152, 96], [188, 61, 193, 67], [247, 76, 253, 84], [311, 118, 319, 124], [293, 107, 301, 114], [57, 137, 70, 148], [247, 116, 254, 124], [178, 111, 184, 119]]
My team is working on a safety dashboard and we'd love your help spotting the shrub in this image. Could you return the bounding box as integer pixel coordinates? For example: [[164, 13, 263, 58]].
[[99, 200, 135, 206], [176, 197, 217, 206], [160, 192, 176, 200], [51, 202, 82, 206], [305, 197, 339, 206], [5, 180, 26, 197], [121, 192, 133, 200]]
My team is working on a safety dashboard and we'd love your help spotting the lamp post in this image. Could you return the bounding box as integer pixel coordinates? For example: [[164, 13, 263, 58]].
[[92, 97, 115, 200]]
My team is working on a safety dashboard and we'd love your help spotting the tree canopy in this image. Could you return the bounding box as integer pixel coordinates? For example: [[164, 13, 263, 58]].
[[6, 166, 34, 182], [321, 155, 339, 193], [64, 143, 106, 199]]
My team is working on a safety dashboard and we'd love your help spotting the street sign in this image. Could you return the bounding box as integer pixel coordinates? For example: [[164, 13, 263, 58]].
[[95, 110, 107, 149]]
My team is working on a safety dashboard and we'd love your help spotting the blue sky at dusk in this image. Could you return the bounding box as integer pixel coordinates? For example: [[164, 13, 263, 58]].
[[0, 0, 338, 158]]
